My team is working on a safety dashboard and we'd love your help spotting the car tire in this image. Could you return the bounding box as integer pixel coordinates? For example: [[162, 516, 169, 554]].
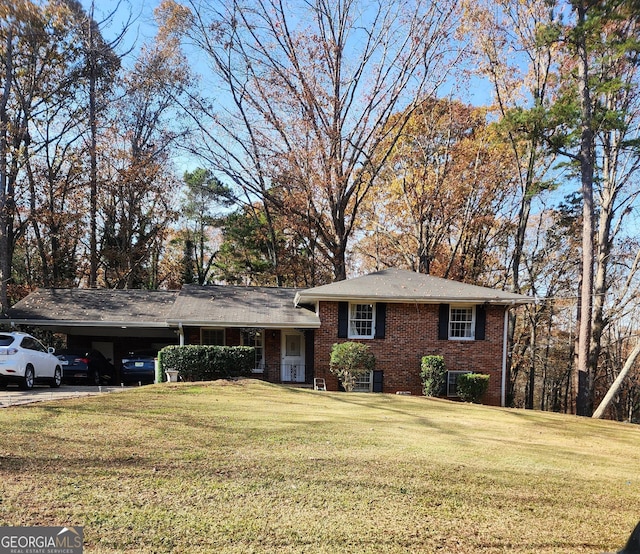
[[0, 378, 7, 389], [21, 365, 34, 390], [51, 367, 62, 388]]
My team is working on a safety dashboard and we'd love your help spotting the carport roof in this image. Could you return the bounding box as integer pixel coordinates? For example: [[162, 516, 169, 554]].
[[167, 284, 320, 329], [3, 285, 320, 330], [6, 288, 178, 328]]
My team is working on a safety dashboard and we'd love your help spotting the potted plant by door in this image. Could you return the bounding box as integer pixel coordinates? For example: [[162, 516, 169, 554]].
[[165, 368, 180, 382]]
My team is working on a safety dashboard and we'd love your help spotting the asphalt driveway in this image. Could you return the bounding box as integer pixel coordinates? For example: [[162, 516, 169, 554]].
[[0, 385, 127, 408]]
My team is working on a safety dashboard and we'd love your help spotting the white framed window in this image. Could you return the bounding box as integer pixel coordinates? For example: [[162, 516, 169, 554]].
[[349, 303, 375, 339], [447, 371, 471, 397], [201, 328, 225, 346], [449, 306, 475, 340], [353, 370, 373, 392], [241, 329, 265, 373]]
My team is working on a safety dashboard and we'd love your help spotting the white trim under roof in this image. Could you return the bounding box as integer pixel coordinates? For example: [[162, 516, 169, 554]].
[[295, 293, 530, 305], [8, 319, 172, 328], [165, 319, 321, 329]]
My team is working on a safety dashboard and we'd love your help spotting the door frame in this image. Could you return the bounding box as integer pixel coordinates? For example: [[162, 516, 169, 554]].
[[281, 330, 305, 382]]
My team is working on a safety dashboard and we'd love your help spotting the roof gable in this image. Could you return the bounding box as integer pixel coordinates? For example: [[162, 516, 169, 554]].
[[295, 268, 531, 305]]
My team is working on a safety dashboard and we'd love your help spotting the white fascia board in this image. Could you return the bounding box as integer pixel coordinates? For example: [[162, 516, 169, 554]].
[[295, 294, 532, 305], [166, 320, 321, 329], [8, 319, 173, 328]]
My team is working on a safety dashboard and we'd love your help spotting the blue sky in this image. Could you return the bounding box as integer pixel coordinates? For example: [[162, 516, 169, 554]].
[[80, 1, 640, 246], [87, 0, 158, 64]]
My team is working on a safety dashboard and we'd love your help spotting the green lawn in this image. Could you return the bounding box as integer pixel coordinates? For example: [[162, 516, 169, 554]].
[[0, 379, 638, 553]]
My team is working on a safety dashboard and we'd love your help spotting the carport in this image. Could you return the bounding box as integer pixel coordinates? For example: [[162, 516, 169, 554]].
[[2, 289, 180, 384]]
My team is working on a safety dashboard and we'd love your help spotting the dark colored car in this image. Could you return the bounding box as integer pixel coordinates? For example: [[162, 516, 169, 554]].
[[120, 350, 156, 385], [57, 349, 114, 385]]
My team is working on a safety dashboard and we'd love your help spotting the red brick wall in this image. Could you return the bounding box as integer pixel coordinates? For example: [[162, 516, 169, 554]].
[[264, 330, 281, 382], [313, 301, 505, 406]]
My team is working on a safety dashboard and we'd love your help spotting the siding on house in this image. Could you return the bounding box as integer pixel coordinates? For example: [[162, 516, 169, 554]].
[[313, 301, 505, 405]]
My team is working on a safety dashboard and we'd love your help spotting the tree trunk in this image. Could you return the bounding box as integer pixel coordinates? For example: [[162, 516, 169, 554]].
[[574, 2, 596, 416], [593, 342, 640, 419], [88, 2, 99, 288], [0, 29, 13, 316], [526, 316, 536, 409]]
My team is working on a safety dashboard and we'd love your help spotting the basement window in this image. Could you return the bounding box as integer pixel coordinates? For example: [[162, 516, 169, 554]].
[[447, 371, 471, 397], [352, 370, 373, 392]]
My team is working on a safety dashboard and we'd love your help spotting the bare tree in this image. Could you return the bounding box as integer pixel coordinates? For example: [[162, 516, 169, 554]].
[[0, 0, 40, 315], [465, 0, 559, 295], [554, 0, 640, 415], [98, 37, 190, 289], [157, 0, 462, 282], [71, 0, 126, 288], [589, 24, 640, 413], [1, 0, 89, 310], [463, 0, 562, 408], [0, 1, 18, 316]]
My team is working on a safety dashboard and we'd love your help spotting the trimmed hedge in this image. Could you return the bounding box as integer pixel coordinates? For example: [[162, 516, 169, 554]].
[[456, 373, 490, 403], [420, 355, 446, 397], [159, 345, 255, 382]]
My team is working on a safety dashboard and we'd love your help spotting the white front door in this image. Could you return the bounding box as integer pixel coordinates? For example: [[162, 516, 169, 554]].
[[281, 331, 305, 382]]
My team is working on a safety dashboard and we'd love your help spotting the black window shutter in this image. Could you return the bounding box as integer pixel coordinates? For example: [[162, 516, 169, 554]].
[[374, 303, 386, 339], [338, 302, 349, 338], [438, 304, 450, 340], [373, 370, 383, 393], [475, 305, 486, 340]]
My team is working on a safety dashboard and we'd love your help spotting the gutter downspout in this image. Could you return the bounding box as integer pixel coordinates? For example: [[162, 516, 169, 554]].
[[501, 307, 510, 407]]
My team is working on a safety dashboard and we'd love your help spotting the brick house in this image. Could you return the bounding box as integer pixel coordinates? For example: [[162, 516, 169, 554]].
[[294, 269, 530, 405], [3, 268, 529, 406]]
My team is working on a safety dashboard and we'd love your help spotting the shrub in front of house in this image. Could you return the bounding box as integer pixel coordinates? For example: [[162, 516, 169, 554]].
[[329, 341, 375, 392], [420, 355, 446, 397], [160, 345, 255, 381], [456, 373, 490, 403]]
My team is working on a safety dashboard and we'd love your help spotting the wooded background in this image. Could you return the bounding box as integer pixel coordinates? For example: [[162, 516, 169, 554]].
[[0, 0, 639, 420]]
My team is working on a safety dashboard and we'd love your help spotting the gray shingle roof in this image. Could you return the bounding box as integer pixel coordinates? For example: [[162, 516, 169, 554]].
[[7, 288, 179, 327], [167, 285, 320, 328], [295, 268, 532, 305], [3, 269, 529, 331]]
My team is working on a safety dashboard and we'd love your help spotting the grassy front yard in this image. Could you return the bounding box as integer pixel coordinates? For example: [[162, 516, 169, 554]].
[[0, 379, 638, 553]]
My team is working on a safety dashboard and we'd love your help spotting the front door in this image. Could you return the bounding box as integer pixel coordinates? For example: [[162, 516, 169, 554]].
[[281, 331, 305, 382]]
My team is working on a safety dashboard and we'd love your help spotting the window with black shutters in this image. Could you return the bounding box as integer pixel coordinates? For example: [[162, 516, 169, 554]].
[[438, 304, 486, 341]]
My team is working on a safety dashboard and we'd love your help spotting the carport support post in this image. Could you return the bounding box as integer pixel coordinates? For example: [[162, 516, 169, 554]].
[[154, 357, 162, 384], [501, 308, 509, 407]]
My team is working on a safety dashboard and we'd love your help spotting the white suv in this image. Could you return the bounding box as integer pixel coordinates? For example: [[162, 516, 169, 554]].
[[0, 332, 62, 389]]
